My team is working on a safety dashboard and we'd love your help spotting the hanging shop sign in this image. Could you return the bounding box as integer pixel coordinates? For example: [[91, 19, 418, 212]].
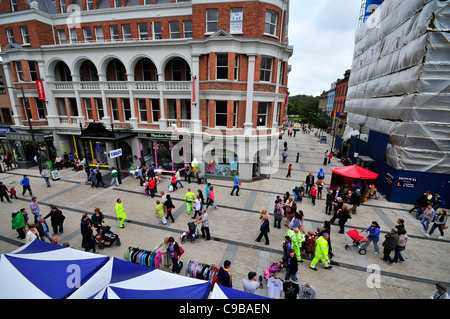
[[109, 148, 122, 159]]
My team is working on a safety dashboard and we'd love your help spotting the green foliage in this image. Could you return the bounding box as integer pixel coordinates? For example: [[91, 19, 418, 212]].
[[287, 94, 331, 129]]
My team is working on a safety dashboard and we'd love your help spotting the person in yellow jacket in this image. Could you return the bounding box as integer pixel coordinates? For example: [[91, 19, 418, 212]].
[[285, 228, 305, 263], [310, 233, 332, 271], [115, 198, 127, 228], [184, 188, 196, 215]]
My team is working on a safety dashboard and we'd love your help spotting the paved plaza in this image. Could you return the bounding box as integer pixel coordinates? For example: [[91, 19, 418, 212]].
[[0, 132, 449, 299]]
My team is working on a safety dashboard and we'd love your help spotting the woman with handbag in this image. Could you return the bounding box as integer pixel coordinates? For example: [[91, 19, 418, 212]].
[[425, 209, 447, 239], [256, 210, 270, 245], [273, 199, 283, 229]]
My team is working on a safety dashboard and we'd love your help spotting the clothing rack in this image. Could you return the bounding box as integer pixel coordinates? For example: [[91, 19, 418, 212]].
[[124, 246, 163, 269], [185, 260, 218, 283]]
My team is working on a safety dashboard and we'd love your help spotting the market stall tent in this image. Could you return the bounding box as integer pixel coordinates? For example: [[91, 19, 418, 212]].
[[209, 284, 270, 299], [330, 165, 379, 190]]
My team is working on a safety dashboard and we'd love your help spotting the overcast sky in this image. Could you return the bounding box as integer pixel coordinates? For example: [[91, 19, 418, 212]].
[[287, 0, 362, 97]]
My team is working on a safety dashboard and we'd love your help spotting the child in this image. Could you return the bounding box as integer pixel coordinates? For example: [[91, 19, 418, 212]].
[[155, 200, 166, 225], [8, 187, 18, 199], [310, 185, 317, 206]]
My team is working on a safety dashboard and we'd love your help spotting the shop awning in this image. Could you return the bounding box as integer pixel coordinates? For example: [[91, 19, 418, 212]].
[[80, 122, 135, 141]]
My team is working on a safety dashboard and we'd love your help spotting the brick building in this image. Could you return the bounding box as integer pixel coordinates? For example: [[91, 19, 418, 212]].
[[0, 0, 293, 180], [332, 69, 350, 137]]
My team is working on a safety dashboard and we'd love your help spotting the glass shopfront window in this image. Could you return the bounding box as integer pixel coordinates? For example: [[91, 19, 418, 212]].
[[205, 150, 238, 177], [139, 136, 187, 172]]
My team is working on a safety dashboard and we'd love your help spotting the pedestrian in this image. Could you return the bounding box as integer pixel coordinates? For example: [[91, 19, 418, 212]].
[[197, 189, 205, 210], [284, 199, 295, 227], [96, 169, 106, 187], [296, 152, 300, 163], [283, 141, 288, 150], [20, 175, 33, 196], [317, 180, 324, 199], [337, 205, 351, 234], [147, 177, 157, 198], [138, 166, 146, 187], [30, 197, 41, 224], [323, 150, 328, 166], [155, 200, 167, 225], [349, 189, 361, 214], [303, 231, 315, 259], [286, 164, 292, 178], [114, 198, 127, 228], [285, 227, 304, 263], [282, 150, 288, 163], [153, 237, 172, 269], [289, 212, 301, 230], [191, 195, 202, 219], [206, 186, 217, 209], [81, 221, 97, 253], [361, 221, 381, 254], [8, 187, 18, 199], [395, 218, 405, 233], [309, 233, 332, 271], [184, 188, 195, 215], [41, 168, 52, 187], [91, 208, 104, 229], [89, 169, 97, 188], [54, 155, 63, 171], [330, 197, 343, 223], [317, 221, 333, 258], [171, 173, 178, 191], [164, 194, 176, 223], [256, 209, 270, 245], [11, 209, 26, 239], [196, 170, 207, 184], [25, 224, 40, 243], [230, 173, 240, 195], [0, 181, 12, 203], [110, 167, 119, 187], [425, 209, 447, 239], [168, 236, 182, 274], [325, 190, 334, 215], [393, 228, 408, 263], [305, 173, 314, 195], [273, 198, 283, 229], [44, 205, 65, 235], [381, 227, 399, 264], [184, 163, 192, 184], [310, 185, 317, 206], [431, 283, 449, 299], [195, 208, 211, 240], [280, 235, 292, 267], [328, 149, 333, 164], [420, 204, 435, 232], [176, 170, 184, 189], [217, 260, 232, 288], [36, 216, 52, 242], [317, 168, 325, 180], [242, 272, 260, 294], [283, 249, 299, 282]]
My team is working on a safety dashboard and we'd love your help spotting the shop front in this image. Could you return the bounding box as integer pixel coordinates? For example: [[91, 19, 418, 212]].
[[138, 132, 190, 173], [4, 131, 56, 169], [204, 149, 238, 178]]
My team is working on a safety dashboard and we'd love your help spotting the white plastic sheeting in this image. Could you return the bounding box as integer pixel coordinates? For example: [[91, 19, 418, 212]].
[[345, 0, 450, 173]]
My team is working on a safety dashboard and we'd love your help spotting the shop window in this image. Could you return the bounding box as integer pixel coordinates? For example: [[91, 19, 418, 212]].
[[205, 150, 238, 177]]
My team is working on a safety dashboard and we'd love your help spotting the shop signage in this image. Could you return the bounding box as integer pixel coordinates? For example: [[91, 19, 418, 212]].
[[385, 172, 394, 185], [36, 80, 46, 100], [110, 148, 122, 159], [397, 176, 417, 189], [0, 127, 13, 134]]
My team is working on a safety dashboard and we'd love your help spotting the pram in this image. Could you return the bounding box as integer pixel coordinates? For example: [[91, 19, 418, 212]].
[[95, 225, 121, 249], [180, 222, 199, 243], [344, 229, 368, 255]]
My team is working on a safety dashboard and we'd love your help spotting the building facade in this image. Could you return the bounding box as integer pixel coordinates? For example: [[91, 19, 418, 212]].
[[332, 69, 349, 138], [0, 0, 293, 181]]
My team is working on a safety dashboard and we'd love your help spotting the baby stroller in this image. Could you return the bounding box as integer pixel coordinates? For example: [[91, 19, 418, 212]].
[[95, 225, 121, 249], [345, 229, 367, 255], [180, 222, 199, 243]]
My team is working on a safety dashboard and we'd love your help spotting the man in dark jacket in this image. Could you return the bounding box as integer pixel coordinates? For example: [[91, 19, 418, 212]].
[[381, 228, 399, 264], [305, 173, 314, 195], [0, 181, 12, 203], [349, 189, 361, 214], [44, 205, 65, 235], [218, 260, 232, 288], [36, 217, 52, 242]]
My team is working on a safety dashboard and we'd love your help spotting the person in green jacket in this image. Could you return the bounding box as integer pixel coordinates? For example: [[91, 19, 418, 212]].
[[155, 200, 166, 225], [285, 228, 304, 262], [184, 188, 196, 215], [115, 198, 127, 228], [110, 167, 119, 187], [12, 209, 26, 239], [310, 233, 332, 271]]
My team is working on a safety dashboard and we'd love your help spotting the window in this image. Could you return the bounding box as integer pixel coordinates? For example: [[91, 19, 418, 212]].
[[123, 98, 131, 121], [96, 98, 104, 119], [114, 0, 121, 8], [84, 98, 94, 120], [94, 26, 104, 42], [122, 24, 132, 41], [230, 8, 243, 33], [138, 23, 148, 40], [20, 26, 30, 45], [279, 62, 285, 85], [151, 100, 160, 122], [169, 21, 180, 39], [11, 0, 18, 11], [69, 28, 78, 43], [264, 10, 278, 36], [60, 0, 67, 13], [260, 56, 273, 82], [142, 60, 153, 81], [83, 27, 92, 43], [86, 0, 94, 10], [36, 99, 46, 119], [233, 101, 239, 127], [152, 22, 162, 40], [138, 99, 147, 122], [234, 54, 240, 81], [215, 101, 228, 127], [206, 9, 218, 33], [28, 61, 38, 81], [171, 59, 182, 81], [183, 21, 193, 38], [114, 60, 125, 81], [110, 98, 120, 121], [6, 28, 14, 43], [216, 53, 228, 80], [57, 29, 66, 44], [0, 76, 5, 94], [257, 102, 268, 127], [110, 25, 119, 41], [15, 62, 25, 82]]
